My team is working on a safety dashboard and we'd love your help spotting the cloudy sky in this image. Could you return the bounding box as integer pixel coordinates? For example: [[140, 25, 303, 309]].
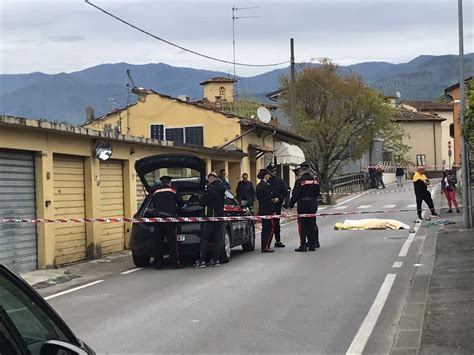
[[1, 0, 473, 76]]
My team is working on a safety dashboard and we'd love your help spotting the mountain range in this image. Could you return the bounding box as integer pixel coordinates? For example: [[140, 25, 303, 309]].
[[0, 54, 473, 125]]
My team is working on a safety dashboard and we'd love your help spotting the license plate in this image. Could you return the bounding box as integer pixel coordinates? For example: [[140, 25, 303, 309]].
[[177, 234, 186, 242]]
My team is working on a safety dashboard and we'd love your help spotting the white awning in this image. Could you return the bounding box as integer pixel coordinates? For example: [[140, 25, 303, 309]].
[[274, 142, 305, 166]]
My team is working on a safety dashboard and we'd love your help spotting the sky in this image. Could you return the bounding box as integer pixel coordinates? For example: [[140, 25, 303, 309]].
[[1, 0, 473, 77]]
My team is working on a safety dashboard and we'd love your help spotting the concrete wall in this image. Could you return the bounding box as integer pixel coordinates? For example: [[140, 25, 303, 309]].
[[203, 82, 234, 102]]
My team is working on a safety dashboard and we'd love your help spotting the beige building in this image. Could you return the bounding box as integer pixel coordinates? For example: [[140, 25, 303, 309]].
[[393, 109, 445, 170], [83, 79, 307, 190], [401, 101, 454, 166], [0, 115, 244, 272]]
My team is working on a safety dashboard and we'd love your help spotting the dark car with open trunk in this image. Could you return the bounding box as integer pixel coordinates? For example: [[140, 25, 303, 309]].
[[130, 154, 255, 266]]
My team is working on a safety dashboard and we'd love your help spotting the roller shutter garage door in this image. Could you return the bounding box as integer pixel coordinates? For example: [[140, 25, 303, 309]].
[[53, 155, 87, 265], [0, 150, 37, 272], [100, 160, 125, 254], [136, 179, 147, 210]]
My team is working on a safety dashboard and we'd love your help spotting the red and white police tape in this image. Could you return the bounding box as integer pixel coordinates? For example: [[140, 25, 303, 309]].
[[0, 208, 433, 224], [364, 164, 456, 169]]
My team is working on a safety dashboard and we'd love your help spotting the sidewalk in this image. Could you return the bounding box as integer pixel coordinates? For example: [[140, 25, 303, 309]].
[[419, 210, 474, 354]]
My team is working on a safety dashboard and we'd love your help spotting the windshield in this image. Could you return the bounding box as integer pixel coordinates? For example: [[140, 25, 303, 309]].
[[0, 273, 72, 354], [144, 167, 201, 190]]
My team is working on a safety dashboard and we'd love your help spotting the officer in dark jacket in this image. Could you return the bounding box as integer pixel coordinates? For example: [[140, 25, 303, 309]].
[[267, 164, 289, 248], [196, 172, 226, 268], [153, 176, 185, 269], [289, 162, 320, 252], [256, 168, 276, 253]]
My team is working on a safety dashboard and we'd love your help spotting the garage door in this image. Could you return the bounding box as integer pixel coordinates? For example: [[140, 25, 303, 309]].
[[53, 155, 86, 265], [0, 150, 37, 272], [100, 160, 125, 254], [136, 179, 147, 210]]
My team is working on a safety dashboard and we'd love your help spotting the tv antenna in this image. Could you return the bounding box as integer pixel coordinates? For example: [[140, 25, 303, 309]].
[[127, 69, 137, 88]]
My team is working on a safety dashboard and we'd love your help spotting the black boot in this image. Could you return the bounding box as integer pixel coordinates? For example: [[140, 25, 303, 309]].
[[275, 241, 286, 248], [295, 245, 307, 252]]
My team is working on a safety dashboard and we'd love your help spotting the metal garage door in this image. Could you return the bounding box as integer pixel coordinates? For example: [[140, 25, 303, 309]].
[[0, 150, 37, 272], [53, 155, 86, 265], [136, 179, 147, 210], [100, 160, 125, 254]]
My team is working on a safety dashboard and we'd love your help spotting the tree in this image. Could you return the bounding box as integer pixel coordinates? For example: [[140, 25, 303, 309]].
[[279, 60, 407, 190], [462, 79, 474, 149]]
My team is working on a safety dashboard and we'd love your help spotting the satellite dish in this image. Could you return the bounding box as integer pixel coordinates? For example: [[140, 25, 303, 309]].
[[257, 106, 272, 124]]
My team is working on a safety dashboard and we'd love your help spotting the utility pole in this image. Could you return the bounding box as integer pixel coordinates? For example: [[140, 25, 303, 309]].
[[290, 38, 296, 125], [458, 0, 472, 228]]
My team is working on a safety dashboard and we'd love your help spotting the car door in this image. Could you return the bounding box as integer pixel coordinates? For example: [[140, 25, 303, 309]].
[[224, 191, 246, 245], [0, 264, 94, 355]]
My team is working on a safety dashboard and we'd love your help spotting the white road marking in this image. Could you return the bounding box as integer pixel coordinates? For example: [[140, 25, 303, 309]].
[[392, 261, 403, 268], [120, 268, 143, 275], [406, 204, 417, 208], [398, 233, 415, 257], [334, 191, 368, 207], [383, 204, 397, 209], [44, 280, 104, 300], [318, 206, 328, 210], [334, 206, 348, 210], [357, 205, 372, 209], [413, 264, 423, 267], [346, 274, 397, 354]]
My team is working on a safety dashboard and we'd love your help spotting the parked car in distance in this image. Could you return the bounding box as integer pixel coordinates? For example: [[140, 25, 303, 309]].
[[130, 154, 256, 267], [0, 264, 95, 355]]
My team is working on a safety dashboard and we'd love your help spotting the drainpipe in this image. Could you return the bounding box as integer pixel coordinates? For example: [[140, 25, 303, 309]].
[[433, 122, 437, 171]]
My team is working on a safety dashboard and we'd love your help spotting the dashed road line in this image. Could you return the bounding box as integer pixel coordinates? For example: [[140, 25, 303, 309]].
[[406, 204, 417, 208], [44, 280, 104, 300], [346, 274, 397, 354], [120, 268, 143, 275], [334, 206, 348, 210], [392, 261, 403, 268], [333, 191, 369, 207], [357, 205, 372, 209], [383, 204, 397, 209]]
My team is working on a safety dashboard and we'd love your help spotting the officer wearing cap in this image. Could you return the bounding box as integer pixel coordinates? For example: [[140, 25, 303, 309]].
[[153, 176, 185, 269], [266, 163, 289, 248], [256, 168, 276, 253], [289, 161, 320, 252]]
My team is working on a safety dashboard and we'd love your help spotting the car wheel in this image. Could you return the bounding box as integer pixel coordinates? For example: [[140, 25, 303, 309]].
[[242, 224, 256, 252], [132, 254, 151, 267], [219, 228, 231, 263]]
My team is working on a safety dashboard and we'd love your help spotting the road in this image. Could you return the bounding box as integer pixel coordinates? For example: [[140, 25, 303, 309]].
[[45, 183, 439, 354]]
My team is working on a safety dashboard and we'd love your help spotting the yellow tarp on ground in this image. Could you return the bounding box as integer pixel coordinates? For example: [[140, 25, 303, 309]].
[[334, 219, 410, 230]]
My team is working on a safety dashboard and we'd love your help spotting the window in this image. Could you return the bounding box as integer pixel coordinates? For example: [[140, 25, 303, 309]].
[[150, 124, 164, 140], [185, 127, 204, 146], [165, 128, 184, 143], [219, 86, 226, 97], [416, 154, 426, 166], [449, 123, 454, 138]]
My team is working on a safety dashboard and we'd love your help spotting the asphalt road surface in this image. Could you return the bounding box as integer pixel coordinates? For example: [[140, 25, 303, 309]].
[[46, 183, 439, 354]]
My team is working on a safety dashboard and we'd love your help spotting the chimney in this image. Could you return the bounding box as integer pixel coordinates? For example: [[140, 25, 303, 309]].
[[177, 95, 190, 103], [85, 107, 95, 122]]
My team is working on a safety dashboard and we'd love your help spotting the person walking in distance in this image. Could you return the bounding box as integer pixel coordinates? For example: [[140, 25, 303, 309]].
[[153, 176, 185, 269], [236, 173, 256, 213], [413, 167, 438, 221], [196, 172, 226, 268], [376, 165, 386, 189], [267, 163, 289, 248], [396, 164, 404, 188], [256, 168, 276, 253], [441, 169, 460, 213], [289, 162, 320, 252]]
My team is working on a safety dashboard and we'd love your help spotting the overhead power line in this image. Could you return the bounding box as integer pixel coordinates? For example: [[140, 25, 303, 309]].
[[84, 0, 290, 68]]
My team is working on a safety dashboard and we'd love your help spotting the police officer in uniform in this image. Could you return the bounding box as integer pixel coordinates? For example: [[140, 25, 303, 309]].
[[153, 176, 185, 269], [266, 164, 289, 248], [196, 172, 226, 268], [289, 162, 320, 252], [256, 168, 276, 253]]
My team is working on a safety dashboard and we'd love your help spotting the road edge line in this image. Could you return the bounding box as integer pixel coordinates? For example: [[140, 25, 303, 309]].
[[44, 280, 104, 300], [346, 273, 397, 354]]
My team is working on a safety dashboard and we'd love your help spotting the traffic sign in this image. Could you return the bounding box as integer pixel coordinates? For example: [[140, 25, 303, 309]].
[[448, 141, 452, 149]]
